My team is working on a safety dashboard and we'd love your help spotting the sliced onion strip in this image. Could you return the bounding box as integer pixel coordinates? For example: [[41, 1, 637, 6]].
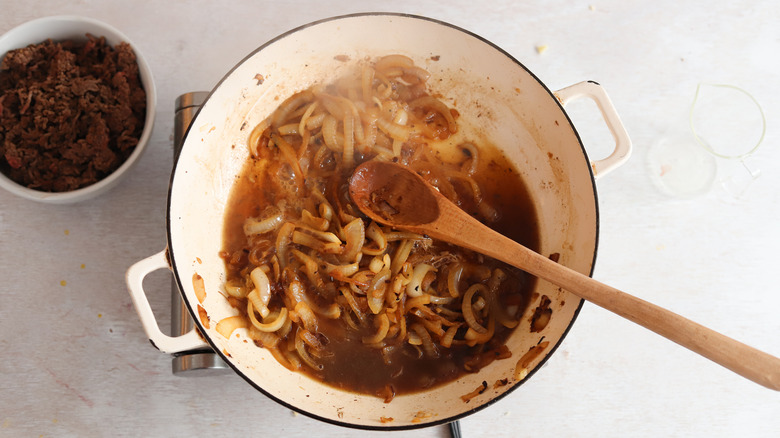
[[321, 114, 341, 151], [301, 209, 329, 231], [216, 315, 248, 339], [447, 264, 464, 298], [340, 286, 366, 324], [249, 267, 272, 317], [440, 324, 460, 348], [294, 301, 318, 333], [362, 314, 390, 344], [465, 315, 495, 347], [410, 95, 458, 134], [462, 284, 489, 334], [247, 326, 280, 348], [269, 132, 305, 190], [367, 268, 391, 314], [248, 304, 288, 333], [339, 218, 365, 263], [274, 222, 296, 269], [406, 263, 436, 298], [410, 323, 439, 358], [295, 328, 322, 371], [272, 90, 314, 127], [376, 117, 412, 142]]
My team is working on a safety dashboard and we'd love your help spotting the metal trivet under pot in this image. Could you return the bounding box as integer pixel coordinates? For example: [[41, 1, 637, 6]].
[[170, 91, 230, 376]]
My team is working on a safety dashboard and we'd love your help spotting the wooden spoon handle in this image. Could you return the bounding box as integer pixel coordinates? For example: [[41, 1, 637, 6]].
[[521, 250, 780, 391], [430, 200, 780, 391]]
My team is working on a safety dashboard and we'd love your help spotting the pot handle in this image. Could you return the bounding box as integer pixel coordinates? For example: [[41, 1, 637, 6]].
[[125, 250, 210, 354], [554, 81, 632, 179]]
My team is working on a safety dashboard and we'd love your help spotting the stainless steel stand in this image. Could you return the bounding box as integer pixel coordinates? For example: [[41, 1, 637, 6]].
[[171, 91, 231, 376]]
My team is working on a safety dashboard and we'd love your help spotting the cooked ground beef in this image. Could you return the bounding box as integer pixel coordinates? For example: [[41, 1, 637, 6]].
[[0, 34, 146, 192]]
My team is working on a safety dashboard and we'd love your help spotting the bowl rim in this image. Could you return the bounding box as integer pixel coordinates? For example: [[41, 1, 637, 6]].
[[0, 14, 157, 204]]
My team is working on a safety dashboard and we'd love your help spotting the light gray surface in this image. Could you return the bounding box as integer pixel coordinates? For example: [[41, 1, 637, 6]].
[[1, 1, 778, 437]]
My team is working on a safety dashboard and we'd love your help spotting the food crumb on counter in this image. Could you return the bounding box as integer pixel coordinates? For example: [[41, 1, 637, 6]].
[[535, 45, 548, 54], [97, 313, 102, 318], [60, 280, 67, 286], [80, 264, 86, 269], [64, 229, 70, 235]]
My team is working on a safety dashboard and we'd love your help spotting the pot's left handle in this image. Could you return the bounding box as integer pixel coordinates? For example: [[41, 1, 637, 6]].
[[554, 81, 632, 179], [125, 250, 210, 354]]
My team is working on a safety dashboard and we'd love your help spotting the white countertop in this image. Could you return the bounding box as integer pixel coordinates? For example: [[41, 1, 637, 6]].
[[1, 1, 778, 437]]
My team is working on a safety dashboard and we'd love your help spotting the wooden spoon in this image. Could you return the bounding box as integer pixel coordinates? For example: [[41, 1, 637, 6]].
[[349, 160, 780, 391]]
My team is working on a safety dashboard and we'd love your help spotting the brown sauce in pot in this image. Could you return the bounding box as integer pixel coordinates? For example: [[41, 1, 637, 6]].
[[218, 55, 542, 401], [221, 142, 540, 398]]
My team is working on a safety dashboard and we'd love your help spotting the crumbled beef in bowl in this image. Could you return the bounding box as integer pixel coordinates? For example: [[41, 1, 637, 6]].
[[0, 34, 146, 192]]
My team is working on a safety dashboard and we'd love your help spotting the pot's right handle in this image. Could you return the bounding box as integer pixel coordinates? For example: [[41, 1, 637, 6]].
[[125, 250, 210, 354], [554, 81, 632, 179]]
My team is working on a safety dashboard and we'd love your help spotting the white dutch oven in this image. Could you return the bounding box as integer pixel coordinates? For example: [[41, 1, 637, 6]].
[[126, 13, 630, 430]]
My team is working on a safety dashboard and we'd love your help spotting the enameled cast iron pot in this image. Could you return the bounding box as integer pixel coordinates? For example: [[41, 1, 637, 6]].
[[126, 13, 631, 430]]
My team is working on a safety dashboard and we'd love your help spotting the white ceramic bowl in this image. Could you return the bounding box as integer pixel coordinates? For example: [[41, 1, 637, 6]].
[[0, 15, 156, 204]]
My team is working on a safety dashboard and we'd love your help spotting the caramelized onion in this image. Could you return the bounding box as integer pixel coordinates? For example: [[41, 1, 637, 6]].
[[301, 209, 329, 231], [244, 207, 283, 236], [375, 54, 414, 70], [406, 263, 436, 298], [447, 264, 464, 297], [440, 324, 460, 348], [410, 323, 439, 358], [248, 304, 288, 332], [298, 102, 319, 139], [367, 268, 391, 314], [410, 96, 458, 134], [216, 315, 248, 339], [275, 222, 295, 269], [249, 267, 272, 318], [294, 301, 318, 333], [340, 218, 365, 263], [224, 281, 248, 298], [321, 114, 340, 151], [376, 116, 412, 142], [462, 284, 489, 334], [272, 90, 314, 128], [340, 286, 366, 324], [247, 326, 280, 348], [295, 327, 322, 371], [192, 273, 206, 304], [362, 313, 390, 344]]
